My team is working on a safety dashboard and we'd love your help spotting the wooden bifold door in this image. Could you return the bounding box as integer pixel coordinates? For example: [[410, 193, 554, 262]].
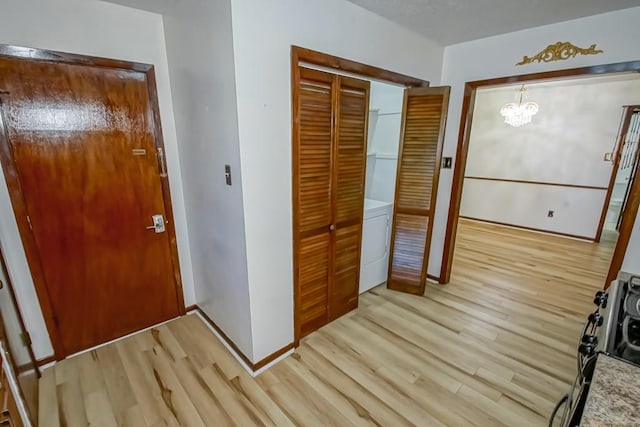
[[293, 67, 370, 341], [387, 86, 450, 295]]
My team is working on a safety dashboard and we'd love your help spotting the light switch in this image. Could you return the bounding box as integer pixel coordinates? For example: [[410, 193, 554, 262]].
[[442, 157, 453, 169], [225, 164, 232, 186]]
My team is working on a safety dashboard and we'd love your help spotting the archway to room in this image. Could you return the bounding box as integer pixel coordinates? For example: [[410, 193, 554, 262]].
[[431, 62, 640, 424], [441, 61, 640, 290], [447, 74, 640, 298], [442, 73, 640, 342]]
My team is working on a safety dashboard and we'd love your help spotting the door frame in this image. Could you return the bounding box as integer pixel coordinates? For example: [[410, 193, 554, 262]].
[[0, 242, 40, 425], [0, 242, 40, 379], [291, 46, 430, 345], [0, 45, 185, 360], [595, 105, 640, 242], [440, 60, 640, 286]]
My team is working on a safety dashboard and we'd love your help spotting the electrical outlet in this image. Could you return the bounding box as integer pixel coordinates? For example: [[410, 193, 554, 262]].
[[548, 210, 554, 218]]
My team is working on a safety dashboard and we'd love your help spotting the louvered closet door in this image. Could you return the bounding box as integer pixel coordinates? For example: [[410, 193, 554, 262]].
[[294, 68, 370, 340], [388, 86, 450, 295], [295, 68, 334, 337], [329, 76, 370, 321]]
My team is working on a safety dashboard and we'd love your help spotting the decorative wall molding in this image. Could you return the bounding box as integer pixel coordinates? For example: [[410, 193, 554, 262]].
[[464, 176, 608, 191], [516, 41, 604, 66]]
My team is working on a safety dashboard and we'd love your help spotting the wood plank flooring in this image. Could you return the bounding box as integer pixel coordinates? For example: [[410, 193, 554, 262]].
[[39, 219, 615, 426]]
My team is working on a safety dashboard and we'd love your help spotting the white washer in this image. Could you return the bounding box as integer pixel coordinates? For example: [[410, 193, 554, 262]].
[[359, 199, 393, 294]]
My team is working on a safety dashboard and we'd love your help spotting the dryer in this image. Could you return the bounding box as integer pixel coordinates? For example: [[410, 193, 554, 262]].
[[359, 199, 393, 294]]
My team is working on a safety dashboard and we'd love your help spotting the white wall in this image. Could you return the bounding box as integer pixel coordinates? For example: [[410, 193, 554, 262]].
[[0, 0, 195, 359], [461, 180, 608, 237], [230, 0, 444, 361], [460, 77, 640, 238], [368, 81, 405, 154], [438, 7, 640, 278], [368, 156, 399, 204], [367, 81, 405, 203], [161, 0, 253, 358]]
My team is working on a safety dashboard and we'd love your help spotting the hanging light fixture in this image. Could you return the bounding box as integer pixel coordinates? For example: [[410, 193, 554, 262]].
[[499, 85, 539, 127]]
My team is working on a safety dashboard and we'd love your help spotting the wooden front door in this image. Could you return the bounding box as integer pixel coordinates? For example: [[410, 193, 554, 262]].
[[387, 86, 450, 295], [0, 50, 183, 358]]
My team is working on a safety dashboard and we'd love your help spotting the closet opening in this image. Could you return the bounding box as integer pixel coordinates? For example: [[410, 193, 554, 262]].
[[291, 47, 450, 344], [360, 82, 404, 295]]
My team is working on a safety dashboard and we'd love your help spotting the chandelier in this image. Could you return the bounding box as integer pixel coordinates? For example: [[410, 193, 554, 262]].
[[499, 85, 539, 127]]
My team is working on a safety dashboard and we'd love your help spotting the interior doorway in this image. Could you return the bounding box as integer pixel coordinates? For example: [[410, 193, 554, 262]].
[[601, 106, 640, 239], [459, 75, 640, 244], [441, 61, 640, 289], [446, 74, 640, 309]]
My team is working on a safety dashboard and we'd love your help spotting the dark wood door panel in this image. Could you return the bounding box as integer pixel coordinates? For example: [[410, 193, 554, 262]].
[[334, 77, 369, 225], [294, 69, 369, 341], [396, 97, 444, 212], [330, 76, 369, 321], [388, 214, 429, 293], [297, 68, 334, 234], [298, 233, 330, 338], [388, 86, 450, 295], [330, 223, 361, 320], [295, 68, 334, 340], [0, 55, 181, 356]]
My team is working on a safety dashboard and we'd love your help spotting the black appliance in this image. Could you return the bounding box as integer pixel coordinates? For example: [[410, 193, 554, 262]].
[[549, 275, 640, 426]]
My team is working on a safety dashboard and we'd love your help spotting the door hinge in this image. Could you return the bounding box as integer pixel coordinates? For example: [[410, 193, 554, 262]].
[[26, 215, 32, 231], [21, 331, 32, 347]]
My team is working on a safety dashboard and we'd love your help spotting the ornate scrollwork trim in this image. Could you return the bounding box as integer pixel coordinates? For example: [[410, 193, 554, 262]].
[[516, 42, 603, 66]]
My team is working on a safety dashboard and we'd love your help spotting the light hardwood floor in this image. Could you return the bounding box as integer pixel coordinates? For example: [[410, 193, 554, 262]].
[[39, 219, 615, 426]]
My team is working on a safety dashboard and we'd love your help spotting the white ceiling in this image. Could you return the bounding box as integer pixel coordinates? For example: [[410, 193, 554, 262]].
[[345, 0, 640, 45]]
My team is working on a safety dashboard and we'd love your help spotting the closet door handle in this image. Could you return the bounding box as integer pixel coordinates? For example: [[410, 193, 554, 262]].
[[329, 224, 335, 231]]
